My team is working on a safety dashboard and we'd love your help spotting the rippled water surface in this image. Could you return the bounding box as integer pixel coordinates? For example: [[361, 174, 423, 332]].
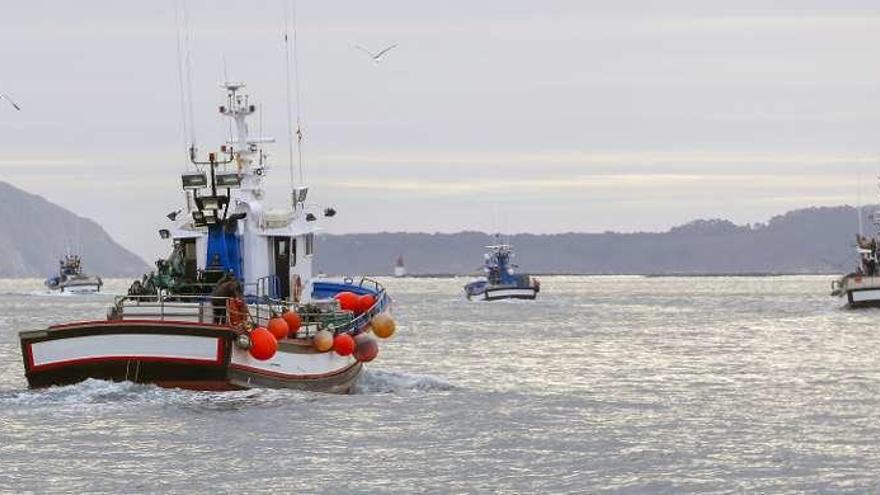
[[2, 276, 880, 493]]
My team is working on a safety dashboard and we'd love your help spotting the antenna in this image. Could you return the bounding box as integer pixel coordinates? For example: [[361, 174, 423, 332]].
[[282, 0, 305, 192], [858, 170, 864, 237], [292, 0, 305, 184], [174, 0, 197, 165], [173, 0, 189, 169], [221, 53, 234, 145], [282, 1, 295, 191], [183, 0, 196, 151]]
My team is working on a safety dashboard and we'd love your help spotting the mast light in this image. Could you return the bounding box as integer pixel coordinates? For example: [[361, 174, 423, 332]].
[[196, 195, 229, 211], [181, 172, 208, 190], [216, 173, 242, 188]]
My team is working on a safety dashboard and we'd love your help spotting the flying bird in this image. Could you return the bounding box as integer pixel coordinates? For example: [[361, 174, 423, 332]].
[[353, 43, 398, 64], [0, 93, 21, 111]]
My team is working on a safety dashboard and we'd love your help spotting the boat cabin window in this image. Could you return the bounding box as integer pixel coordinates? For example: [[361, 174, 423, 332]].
[[182, 239, 197, 280], [305, 233, 314, 256], [271, 237, 292, 298], [290, 238, 297, 267]]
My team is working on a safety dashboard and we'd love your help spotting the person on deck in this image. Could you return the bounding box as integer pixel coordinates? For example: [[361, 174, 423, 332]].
[[211, 273, 242, 324]]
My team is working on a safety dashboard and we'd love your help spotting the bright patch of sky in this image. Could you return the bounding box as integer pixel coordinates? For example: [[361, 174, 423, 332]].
[[2, 1, 880, 261]]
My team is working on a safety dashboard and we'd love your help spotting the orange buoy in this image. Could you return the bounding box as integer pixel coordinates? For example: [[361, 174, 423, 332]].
[[357, 294, 376, 315], [333, 333, 355, 356], [354, 333, 379, 362], [226, 298, 248, 327], [249, 327, 278, 360], [335, 292, 360, 313], [371, 313, 396, 339], [267, 317, 289, 340], [313, 329, 334, 352], [282, 310, 302, 336]]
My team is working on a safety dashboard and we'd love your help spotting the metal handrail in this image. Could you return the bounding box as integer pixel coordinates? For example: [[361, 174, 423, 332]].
[[112, 281, 390, 336]]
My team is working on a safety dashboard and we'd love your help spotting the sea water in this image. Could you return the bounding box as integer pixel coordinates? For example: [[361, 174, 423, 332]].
[[1, 276, 879, 493]]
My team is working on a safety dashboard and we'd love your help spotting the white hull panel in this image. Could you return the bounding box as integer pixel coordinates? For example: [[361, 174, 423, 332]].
[[29, 333, 222, 370], [230, 346, 356, 377], [851, 289, 880, 303]]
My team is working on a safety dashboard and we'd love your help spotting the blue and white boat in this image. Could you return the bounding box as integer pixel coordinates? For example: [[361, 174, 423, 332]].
[[464, 243, 540, 301], [44, 253, 103, 293], [19, 82, 397, 393]]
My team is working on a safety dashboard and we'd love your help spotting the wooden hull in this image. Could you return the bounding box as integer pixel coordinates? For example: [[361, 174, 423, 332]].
[[19, 320, 361, 393]]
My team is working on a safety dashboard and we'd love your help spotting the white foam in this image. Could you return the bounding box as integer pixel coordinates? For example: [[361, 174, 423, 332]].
[[0, 379, 306, 410], [352, 369, 455, 394]]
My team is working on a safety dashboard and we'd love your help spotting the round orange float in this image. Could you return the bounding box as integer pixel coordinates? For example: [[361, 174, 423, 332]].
[[354, 333, 379, 362], [333, 333, 355, 356], [335, 292, 360, 313], [267, 317, 289, 340], [249, 327, 278, 360], [282, 310, 302, 336], [313, 329, 334, 352], [357, 294, 375, 315], [370, 313, 396, 339]]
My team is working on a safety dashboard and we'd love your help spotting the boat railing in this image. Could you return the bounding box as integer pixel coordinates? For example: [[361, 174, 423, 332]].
[[111, 278, 390, 336], [346, 277, 388, 330], [110, 293, 288, 329]]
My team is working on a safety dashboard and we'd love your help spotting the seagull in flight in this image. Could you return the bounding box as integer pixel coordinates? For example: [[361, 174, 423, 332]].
[[0, 93, 20, 111], [353, 43, 398, 64]]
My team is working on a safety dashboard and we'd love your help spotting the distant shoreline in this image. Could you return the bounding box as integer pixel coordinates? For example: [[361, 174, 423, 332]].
[[0, 272, 843, 280], [378, 271, 842, 278]]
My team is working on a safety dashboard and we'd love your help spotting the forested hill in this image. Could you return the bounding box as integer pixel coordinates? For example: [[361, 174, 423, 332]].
[[314, 206, 865, 276], [0, 182, 149, 277], [1, 178, 864, 277]]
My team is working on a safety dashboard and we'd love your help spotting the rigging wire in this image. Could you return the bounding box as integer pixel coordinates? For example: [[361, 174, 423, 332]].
[[858, 170, 864, 237], [173, 0, 189, 168], [222, 53, 233, 147], [292, 0, 305, 184], [282, 1, 295, 190], [181, 0, 197, 152], [283, 0, 305, 191]]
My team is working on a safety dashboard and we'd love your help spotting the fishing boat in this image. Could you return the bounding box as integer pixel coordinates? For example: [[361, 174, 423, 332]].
[[831, 231, 880, 308], [44, 254, 103, 293], [464, 242, 540, 301], [19, 82, 398, 392]]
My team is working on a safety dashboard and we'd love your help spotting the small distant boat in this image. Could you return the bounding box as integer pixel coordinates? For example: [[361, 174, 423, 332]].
[[44, 254, 103, 293], [394, 255, 407, 277], [464, 242, 540, 301], [832, 234, 880, 307]]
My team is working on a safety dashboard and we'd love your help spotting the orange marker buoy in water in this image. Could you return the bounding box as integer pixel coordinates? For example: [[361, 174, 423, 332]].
[[354, 333, 379, 362], [333, 333, 355, 356], [267, 317, 289, 340], [249, 327, 278, 360]]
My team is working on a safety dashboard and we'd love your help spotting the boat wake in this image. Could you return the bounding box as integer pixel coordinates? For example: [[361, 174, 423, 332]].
[[25, 290, 105, 298], [352, 369, 456, 394], [0, 379, 307, 410], [0, 371, 454, 408]]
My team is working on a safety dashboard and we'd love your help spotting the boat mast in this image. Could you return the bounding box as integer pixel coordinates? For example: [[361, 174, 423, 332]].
[[283, 0, 305, 207]]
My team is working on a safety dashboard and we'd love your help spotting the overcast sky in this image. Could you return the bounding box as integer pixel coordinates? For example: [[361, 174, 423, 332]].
[[3, 0, 880, 262]]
